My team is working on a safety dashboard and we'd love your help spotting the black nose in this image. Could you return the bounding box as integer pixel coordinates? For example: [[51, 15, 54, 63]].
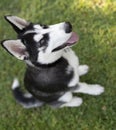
[[64, 22, 72, 33]]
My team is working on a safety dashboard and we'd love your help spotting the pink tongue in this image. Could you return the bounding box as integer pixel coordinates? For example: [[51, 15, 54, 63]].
[[67, 32, 79, 45]]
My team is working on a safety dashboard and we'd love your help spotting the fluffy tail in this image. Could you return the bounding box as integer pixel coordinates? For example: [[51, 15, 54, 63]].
[[12, 78, 44, 108]]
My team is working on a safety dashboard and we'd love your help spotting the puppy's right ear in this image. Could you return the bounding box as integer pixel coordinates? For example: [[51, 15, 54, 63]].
[[4, 15, 30, 33], [1, 40, 29, 60]]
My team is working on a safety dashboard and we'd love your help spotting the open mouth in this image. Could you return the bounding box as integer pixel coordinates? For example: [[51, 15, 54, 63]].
[[66, 32, 79, 46], [52, 32, 79, 52]]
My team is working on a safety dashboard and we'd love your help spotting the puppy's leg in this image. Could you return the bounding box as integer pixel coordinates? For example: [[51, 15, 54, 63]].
[[78, 65, 89, 76], [73, 82, 104, 95], [58, 92, 83, 107], [60, 97, 83, 107]]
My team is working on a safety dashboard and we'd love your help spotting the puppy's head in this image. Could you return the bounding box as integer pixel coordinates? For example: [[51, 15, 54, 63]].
[[1, 16, 79, 65]]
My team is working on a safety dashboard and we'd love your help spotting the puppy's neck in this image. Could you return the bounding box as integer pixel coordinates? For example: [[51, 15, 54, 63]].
[[37, 50, 63, 64], [25, 50, 64, 69]]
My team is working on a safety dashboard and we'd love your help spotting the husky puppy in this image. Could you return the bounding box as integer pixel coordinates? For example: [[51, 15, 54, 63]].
[[1, 16, 104, 108]]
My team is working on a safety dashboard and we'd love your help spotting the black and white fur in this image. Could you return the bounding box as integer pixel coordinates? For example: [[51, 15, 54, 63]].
[[1, 16, 104, 108]]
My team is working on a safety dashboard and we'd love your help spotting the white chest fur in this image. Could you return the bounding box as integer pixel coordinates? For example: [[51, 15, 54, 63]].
[[63, 48, 79, 87]]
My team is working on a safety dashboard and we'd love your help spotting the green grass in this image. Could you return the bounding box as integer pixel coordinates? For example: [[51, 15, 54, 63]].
[[0, 0, 116, 130]]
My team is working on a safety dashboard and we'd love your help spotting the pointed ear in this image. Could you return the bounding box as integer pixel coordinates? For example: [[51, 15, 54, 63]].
[[1, 40, 29, 60], [4, 15, 30, 33]]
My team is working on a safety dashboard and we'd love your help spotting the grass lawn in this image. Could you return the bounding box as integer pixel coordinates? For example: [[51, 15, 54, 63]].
[[0, 0, 116, 130]]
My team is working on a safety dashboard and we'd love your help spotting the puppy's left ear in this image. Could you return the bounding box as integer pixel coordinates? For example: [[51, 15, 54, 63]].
[[1, 40, 29, 60], [4, 15, 30, 33]]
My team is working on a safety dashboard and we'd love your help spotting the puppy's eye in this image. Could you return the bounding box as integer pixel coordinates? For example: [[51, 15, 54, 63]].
[[38, 39, 45, 47], [43, 25, 48, 29], [41, 25, 48, 29], [22, 40, 27, 46]]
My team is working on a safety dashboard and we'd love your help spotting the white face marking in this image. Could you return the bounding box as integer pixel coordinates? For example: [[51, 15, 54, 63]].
[[33, 22, 72, 64], [24, 30, 37, 35], [34, 22, 72, 53], [34, 34, 43, 42], [34, 25, 50, 34], [34, 25, 42, 29], [45, 22, 71, 53]]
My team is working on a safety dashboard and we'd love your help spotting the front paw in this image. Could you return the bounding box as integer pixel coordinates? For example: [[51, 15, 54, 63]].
[[73, 83, 104, 96], [89, 85, 104, 95], [78, 65, 89, 76]]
